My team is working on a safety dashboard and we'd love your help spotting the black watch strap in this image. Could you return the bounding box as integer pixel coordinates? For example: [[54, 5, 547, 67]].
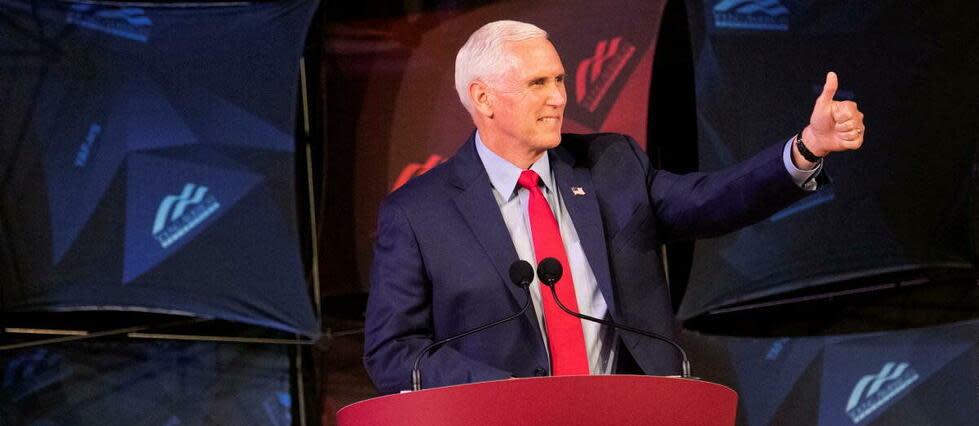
[[795, 131, 823, 162]]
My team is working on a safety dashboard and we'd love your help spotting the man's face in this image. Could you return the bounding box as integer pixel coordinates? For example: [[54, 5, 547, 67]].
[[488, 38, 567, 153]]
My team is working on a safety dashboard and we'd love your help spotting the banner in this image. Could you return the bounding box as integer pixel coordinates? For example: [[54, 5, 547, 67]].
[[678, 0, 978, 320], [0, 340, 292, 425], [0, 0, 320, 336], [681, 319, 979, 425]]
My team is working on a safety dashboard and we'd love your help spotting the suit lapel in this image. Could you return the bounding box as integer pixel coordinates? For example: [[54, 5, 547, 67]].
[[449, 135, 535, 315], [550, 148, 617, 317]]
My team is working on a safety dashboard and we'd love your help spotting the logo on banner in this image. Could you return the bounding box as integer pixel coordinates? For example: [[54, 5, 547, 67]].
[[576, 37, 636, 113], [765, 337, 791, 360], [713, 0, 790, 31], [152, 183, 220, 248], [73, 123, 102, 167], [262, 391, 292, 426], [391, 155, 445, 192], [67, 5, 153, 42], [845, 362, 919, 423]]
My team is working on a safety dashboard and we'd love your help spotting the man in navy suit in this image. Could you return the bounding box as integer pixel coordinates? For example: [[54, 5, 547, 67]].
[[364, 20, 865, 394]]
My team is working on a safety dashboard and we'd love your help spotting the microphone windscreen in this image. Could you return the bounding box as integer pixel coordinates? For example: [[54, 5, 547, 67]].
[[508, 260, 535, 288], [536, 258, 563, 286]]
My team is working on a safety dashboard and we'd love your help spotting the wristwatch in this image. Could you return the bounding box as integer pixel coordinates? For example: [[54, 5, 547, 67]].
[[795, 131, 823, 163]]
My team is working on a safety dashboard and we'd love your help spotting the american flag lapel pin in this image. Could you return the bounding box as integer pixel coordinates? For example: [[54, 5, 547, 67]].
[[571, 186, 586, 196]]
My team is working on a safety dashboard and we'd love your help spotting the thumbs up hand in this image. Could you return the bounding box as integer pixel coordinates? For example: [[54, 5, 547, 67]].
[[800, 72, 865, 160]]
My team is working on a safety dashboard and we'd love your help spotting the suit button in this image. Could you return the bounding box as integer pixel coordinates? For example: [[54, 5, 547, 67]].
[[534, 367, 546, 376]]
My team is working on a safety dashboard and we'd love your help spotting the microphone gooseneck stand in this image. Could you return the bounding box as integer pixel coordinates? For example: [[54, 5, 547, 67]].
[[536, 257, 693, 379], [410, 260, 535, 391]]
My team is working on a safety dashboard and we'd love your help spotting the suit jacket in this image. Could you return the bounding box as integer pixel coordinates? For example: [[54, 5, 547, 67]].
[[364, 132, 813, 394]]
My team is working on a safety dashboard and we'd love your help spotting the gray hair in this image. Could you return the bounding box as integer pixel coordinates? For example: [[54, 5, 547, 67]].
[[454, 20, 548, 114]]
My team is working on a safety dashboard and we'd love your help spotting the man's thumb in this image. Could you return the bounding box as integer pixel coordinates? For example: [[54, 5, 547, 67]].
[[818, 71, 838, 103]]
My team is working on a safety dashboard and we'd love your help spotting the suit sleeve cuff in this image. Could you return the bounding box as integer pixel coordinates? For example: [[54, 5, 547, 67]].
[[782, 138, 822, 192]]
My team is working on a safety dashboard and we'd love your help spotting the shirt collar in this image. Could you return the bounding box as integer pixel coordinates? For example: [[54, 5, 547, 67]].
[[475, 130, 554, 200]]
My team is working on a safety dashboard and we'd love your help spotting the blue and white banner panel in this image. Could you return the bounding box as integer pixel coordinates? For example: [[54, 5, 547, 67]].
[[681, 318, 979, 425], [678, 0, 978, 319], [0, 0, 319, 336], [0, 341, 292, 425]]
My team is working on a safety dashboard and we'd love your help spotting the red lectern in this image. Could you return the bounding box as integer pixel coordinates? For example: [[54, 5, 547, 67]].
[[337, 375, 737, 425]]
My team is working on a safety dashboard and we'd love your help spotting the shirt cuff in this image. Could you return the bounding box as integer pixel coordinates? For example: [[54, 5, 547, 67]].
[[782, 138, 822, 192]]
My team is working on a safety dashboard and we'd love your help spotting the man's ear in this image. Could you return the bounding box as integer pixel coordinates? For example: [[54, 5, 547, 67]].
[[469, 81, 493, 118]]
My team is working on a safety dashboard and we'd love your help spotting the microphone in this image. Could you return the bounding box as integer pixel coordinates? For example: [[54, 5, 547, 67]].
[[410, 260, 535, 391], [536, 257, 693, 378]]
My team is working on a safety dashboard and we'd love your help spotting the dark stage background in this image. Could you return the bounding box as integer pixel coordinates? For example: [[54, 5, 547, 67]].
[[1, 0, 977, 424]]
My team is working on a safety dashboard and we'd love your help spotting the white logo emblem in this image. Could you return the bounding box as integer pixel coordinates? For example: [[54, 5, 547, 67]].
[[713, 0, 790, 31], [67, 5, 153, 42], [152, 183, 220, 248], [845, 362, 919, 423]]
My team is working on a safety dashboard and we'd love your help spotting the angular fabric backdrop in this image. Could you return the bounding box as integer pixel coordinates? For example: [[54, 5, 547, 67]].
[[0, 340, 292, 425], [678, 0, 978, 320], [680, 318, 979, 425], [0, 0, 320, 336]]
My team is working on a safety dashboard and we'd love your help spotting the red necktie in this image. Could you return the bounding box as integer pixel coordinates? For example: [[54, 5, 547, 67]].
[[518, 169, 590, 375]]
